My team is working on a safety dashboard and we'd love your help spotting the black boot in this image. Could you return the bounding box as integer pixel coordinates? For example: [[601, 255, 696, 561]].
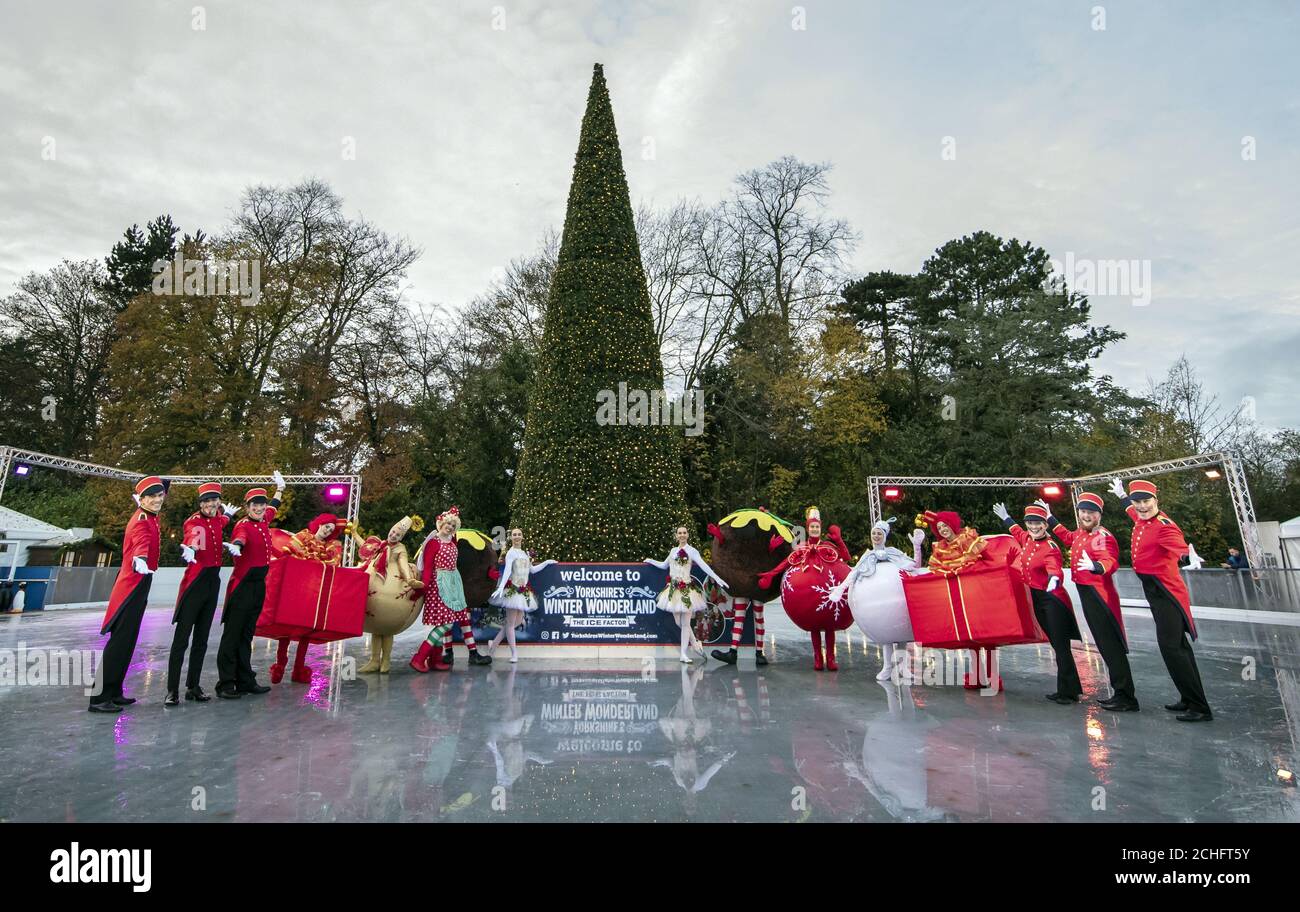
[[164, 691, 180, 707], [468, 649, 492, 666], [1100, 696, 1140, 712], [186, 686, 211, 702], [711, 648, 738, 665], [755, 650, 768, 666], [1176, 709, 1213, 722], [444, 647, 455, 667], [112, 695, 137, 706], [1164, 700, 1188, 712], [88, 701, 123, 714]]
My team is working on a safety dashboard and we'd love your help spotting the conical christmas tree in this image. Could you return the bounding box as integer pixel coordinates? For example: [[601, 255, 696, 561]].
[[511, 64, 689, 560]]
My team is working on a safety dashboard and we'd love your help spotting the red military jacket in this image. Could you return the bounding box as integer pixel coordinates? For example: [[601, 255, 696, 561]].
[[1126, 504, 1195, 638], [1050, 520, 1125, 644], [223, 501, 279, 610], [100, 508, 161, 634], [175, 511, 231, 614], [1006, 523, 1069, 608]]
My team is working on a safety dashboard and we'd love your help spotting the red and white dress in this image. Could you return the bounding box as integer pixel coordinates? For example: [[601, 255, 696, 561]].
[[420, 537, 459, 626]]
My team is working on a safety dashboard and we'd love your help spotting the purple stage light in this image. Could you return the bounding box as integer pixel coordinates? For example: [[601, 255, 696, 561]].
[[14, 464, 31, 476]]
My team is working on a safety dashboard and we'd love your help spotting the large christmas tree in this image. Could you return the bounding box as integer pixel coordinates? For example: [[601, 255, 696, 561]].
[[511, 64, 689, 560]]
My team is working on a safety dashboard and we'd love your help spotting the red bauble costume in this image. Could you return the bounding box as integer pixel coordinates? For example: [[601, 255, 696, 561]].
[[758, 506, 852, 671]]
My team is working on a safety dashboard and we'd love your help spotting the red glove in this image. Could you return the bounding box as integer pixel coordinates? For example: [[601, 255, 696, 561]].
[[758, 571, 775, 590], [707, 522, 724, 543], [487, 566, 500, 581], [828, 524, 844, 542]]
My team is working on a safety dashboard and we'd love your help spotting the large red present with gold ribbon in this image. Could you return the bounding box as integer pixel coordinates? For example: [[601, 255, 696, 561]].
[[902, 562, 1044, 649], [256, 555, 367, 643]]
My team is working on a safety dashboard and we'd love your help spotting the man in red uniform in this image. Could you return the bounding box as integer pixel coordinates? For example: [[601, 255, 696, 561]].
[[166, 482, 239, 706], [1040, 492, 1137, 712], [215, 473, 284, 699], [994, 502, 1081, 704], [91, 475, 166, 713], [1110, 478, 1212, 722]]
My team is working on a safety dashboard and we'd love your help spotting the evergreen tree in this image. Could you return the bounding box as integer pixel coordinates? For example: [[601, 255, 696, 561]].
[[510, 64, 689, 560]]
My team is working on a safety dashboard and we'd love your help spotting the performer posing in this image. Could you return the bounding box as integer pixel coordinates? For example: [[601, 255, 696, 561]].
[[1041, 493, 1137, 712], [758, 508, 852, 671], [645, 526, 730, 664], [411, 507, 469, 673], [915, 510, 999, 690], [166, 482, 238, 706], [91, 476, 166, 713], [215, 472, 284, 699], [270, 512, 345, 685], [994, 502, 1082, 704], [486, 528, 556, 663], [1109, 478, 1212, 722], [829, 517, 923, 682], [355, 515, 424, 674]]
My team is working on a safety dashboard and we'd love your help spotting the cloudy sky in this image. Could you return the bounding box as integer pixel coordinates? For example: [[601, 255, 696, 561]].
[[2, 0, 1296, 427]]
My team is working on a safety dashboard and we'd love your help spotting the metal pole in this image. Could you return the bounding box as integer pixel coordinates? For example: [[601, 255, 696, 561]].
[[1222, 454, 1264, 572], [868, 477, 881, 527], [0, 446, 11, 505]]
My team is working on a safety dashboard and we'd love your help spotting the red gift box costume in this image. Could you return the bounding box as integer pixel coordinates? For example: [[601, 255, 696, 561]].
[[1001, 504, 1082, 702], [1047, 491, 1136, 709], [266, 514, 345, 685], [1117, 479, 1211, 719], [758, 506, 852, 671], [91, 475, 164, 711], [215, 486, 280, 697], [166, 481, 232, 701]]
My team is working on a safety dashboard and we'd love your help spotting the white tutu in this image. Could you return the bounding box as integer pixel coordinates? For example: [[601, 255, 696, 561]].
[[847, 562, 914, 644], [490, 589, 538, 612], [657, 585, 706, 614]]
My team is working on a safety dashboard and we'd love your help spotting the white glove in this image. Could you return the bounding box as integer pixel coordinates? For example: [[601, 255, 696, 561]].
[[180, 545, 197, 564], [223, 541, 243, 557], [1034, 498, 1051, 513], [272, 469, 285, 491], [132, 556, 154, 575], [1075, 547, 1097, 573], [910, 529, 925, 546], [221, 502, 238, 517], [1046, 576, 1059, 592], [992, 503, 1009, 521], [1108, 477, 1127, 499]]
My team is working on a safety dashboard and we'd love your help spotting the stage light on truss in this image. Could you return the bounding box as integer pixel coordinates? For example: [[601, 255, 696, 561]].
[[882, 486, 903, 502], [1041, 483, 1064, 499], [13, 464, 31, 477], [1204, 468, 1222, 479], [323, 484, 349, 503]]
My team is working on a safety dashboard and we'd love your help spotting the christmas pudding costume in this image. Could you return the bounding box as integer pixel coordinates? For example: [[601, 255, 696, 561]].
[[645, 527, 730, 664], [269, 513, 345, 685], [757, 506, 853, 671], [1112, 478, 1211, 721], [410, 507, 468, 673], [354, 514, 425, 674], [167, 481, 239, 705], [829, 517, 923, 681], [486, 528, 556, 663], [91, 475, 165, 712], [1045, 493, 1136, 710], [707, 508, 794, 666], [916, 509, 1000, 690], [996, 502, 1082, 703]]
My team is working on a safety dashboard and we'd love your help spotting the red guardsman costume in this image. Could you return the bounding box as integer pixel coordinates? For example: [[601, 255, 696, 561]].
[[1001, 503, 1082, 704], [91, 475, 164, 712], [166, 481, 236, 704], [215, 484, 281, 698], [1114, 479, 1211, 721], [1046, 492, 1137, 710]]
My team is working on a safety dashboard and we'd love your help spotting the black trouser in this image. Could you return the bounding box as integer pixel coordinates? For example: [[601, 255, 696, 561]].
[[1137, 573, 1211, 714], [1077, 584, 1136, 702], [216, 566, 268, 692], [92, 577, 152, 706], [168, 566, 220, 692], [1031, 588, 1082, 698]]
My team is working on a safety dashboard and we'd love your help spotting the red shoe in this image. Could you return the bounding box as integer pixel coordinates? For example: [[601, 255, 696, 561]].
[[269, 662, 286, 684], [430, 644, 451, 671], [410, 642, 434, 673], [811, 632, 824, 672], [291, 665, 312, 684], [825, 632, 838, 672]]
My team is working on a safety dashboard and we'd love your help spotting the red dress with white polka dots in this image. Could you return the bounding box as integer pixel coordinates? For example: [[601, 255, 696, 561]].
[[421, 538, 459, 626]]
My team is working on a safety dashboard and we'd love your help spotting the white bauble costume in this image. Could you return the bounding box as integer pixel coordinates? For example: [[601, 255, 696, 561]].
[[829, 518, 921, 681]]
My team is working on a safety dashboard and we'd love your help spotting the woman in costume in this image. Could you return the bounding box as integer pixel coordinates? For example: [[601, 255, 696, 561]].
[[913, 509, 999, 690], [353, 514, 425, 674], [410, 507, 466, 673], [644, 526, 730, 664], [829, 517, 924, 681], [270, 512, 344, 685], [485, 528, 556, 663], [757, 506, 853, 671]]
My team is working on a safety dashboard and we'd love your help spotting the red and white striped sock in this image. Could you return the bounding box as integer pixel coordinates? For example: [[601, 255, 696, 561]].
[[729, 601, 746, 648], [753, 603, 766, 651], [461, 622, 477, 652]]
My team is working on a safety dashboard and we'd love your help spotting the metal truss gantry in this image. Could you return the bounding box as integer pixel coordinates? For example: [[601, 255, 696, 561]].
[[868, 450, 1263, 570], [0, 446, 364, 565]]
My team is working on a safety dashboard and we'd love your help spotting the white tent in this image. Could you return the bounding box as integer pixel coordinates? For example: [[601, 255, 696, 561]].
[[0, 504, 90, 579], [1279, 516, 1300, 570]]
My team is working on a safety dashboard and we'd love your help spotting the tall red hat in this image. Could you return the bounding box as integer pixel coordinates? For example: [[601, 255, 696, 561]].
[[1023, 504, 1049, 521], [197, 482, 222, 501], [1129, 480, 1159, 498], [1077, 492, 1104, 512], [134, 475, 165, 497]]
